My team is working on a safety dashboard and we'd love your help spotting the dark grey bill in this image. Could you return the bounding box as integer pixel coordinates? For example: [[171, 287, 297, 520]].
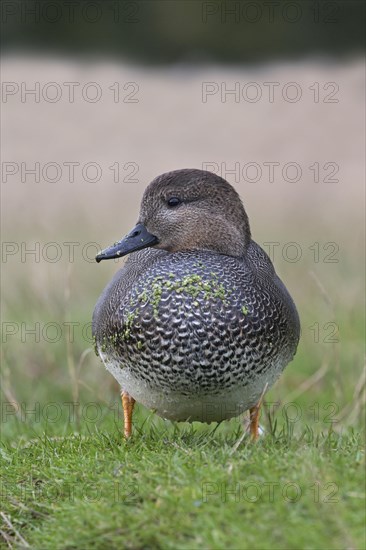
[[96, 223, 158, 263]]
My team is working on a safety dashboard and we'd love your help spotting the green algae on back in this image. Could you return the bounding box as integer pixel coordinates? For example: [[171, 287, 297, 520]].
[[100, 273, 233, 349], [137, 273, 229, 316]]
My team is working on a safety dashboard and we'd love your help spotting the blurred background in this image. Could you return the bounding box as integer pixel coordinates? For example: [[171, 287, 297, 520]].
[[1, 0, 365, 437], [2, 0, 365, 62]]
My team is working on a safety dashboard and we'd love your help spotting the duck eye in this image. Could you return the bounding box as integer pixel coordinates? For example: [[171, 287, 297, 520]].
[[167, 197, 181, 207]]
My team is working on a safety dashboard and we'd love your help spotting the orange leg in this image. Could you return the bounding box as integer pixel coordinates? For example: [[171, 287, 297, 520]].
[[249, 404, 261, 440], [249, 383, 268, 441], [121, 391, 136, 438]]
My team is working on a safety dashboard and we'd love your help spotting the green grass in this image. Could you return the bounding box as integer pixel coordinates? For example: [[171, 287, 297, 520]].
[[1, 399, 365, 549]]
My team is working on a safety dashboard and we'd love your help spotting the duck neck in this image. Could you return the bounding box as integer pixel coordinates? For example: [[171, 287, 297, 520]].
[[183, 215, 251, 258]]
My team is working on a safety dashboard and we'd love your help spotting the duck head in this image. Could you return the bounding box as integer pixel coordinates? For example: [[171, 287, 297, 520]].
[[96, 169, 251, 262]]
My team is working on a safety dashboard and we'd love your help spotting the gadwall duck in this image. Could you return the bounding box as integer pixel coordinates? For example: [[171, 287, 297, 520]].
[[93, 169, 300, 439]]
